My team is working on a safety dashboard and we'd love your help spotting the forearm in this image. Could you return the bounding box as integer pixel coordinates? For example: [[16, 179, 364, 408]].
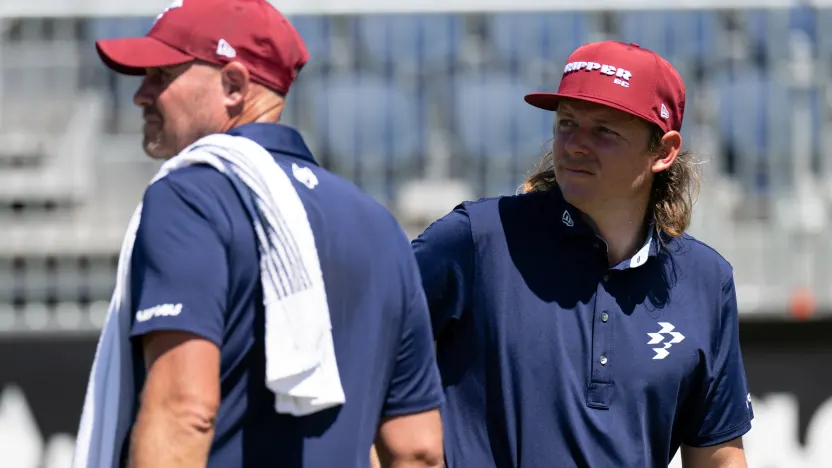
[[128, 403, 215, 468], [681, 439, 748, 468]]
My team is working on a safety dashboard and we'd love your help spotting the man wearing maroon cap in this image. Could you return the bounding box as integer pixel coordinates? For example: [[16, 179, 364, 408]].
[[412, 41, 753, 467], [87, 1, 444, 467]]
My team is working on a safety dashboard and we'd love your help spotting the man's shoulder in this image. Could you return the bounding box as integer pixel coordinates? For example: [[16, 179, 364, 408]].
[[459, 190, 554, 237], [669, 232, 734, 283], [150, 163, 236, 200], [460, 189, 550, 211]]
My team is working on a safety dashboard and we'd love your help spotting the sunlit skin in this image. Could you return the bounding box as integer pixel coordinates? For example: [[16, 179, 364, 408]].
[[552, 98, 682, 265], [133, 61, 283, 160]]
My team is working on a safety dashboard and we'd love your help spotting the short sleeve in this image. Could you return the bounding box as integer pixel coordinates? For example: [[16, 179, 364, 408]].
[[683, 275, 754, 447], [129, 175, 229, 346], [410, 206, 475, 338], [382, 256, 444, 416]]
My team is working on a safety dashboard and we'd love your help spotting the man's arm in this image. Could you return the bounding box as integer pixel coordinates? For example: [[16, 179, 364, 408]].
[[411, 205, 474, 339], [129, 331, 220, 468], [126, 170, 231, 467], [681, 437, 747, 468], [372, 246, 445, 467], [682, 274, 753, 464]]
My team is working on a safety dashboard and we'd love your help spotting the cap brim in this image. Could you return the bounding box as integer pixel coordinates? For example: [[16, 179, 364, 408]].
[[524, 92, 564, 111], [96, 36, 194, 75], [525, 92, 661, 129]]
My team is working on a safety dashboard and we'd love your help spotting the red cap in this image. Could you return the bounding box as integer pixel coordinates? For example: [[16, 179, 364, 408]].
[[95, 0, 309, 96], [525, 41, 686, 133]]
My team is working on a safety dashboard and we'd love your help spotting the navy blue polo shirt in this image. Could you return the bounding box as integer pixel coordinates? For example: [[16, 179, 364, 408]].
[[127, 123, 443, 467], [412, 187, 754, 468]]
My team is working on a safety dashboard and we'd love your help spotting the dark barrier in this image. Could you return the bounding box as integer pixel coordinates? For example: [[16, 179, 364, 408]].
[[1, 319, 832, 466]]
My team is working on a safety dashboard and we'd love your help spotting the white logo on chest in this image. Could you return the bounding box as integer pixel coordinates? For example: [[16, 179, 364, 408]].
[[647, 322, 685, 359]]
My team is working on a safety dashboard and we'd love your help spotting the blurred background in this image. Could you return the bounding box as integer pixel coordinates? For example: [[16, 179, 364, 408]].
[[0, 0, 831, 467]]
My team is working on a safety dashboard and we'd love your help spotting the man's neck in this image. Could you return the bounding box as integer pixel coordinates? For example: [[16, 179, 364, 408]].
[[580, 201, 649, 267]]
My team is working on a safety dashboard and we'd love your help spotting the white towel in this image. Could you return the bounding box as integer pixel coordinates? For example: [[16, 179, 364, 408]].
[[72, 133, 345, 468]]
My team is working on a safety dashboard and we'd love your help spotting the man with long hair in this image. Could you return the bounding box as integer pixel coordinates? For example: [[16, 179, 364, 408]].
[[412, 41, 753, 467]]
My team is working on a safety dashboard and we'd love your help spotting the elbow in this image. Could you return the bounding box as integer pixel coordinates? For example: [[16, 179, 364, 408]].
[[411, 445, 444, 468], [383, 436, 444, 468], [171, 397, 219, 435], [143, 390, 219, 435]]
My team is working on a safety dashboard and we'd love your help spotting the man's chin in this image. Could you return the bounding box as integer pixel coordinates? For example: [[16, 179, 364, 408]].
[[143, 140, 175, 160]]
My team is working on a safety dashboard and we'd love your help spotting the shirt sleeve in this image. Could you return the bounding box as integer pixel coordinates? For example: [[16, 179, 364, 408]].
[[683, 274, 754, 447], [382, 254, 444, 417], [129, 175, 228, 346], [410, 205, 475, 339]]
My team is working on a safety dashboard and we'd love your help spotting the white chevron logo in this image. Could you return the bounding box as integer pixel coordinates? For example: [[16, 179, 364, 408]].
[[647, 322, 685, 360]]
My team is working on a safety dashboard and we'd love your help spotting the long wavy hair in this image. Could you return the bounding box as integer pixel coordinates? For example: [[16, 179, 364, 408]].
[[520, 125, 700, 238]]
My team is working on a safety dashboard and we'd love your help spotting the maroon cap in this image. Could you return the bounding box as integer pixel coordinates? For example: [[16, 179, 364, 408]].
[[525, 41, 686, 133], [95, 0, 309, 95]]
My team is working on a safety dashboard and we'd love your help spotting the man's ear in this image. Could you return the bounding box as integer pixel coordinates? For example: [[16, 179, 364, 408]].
[[652, 130, 682, 173], [220, 61, 250, 113]]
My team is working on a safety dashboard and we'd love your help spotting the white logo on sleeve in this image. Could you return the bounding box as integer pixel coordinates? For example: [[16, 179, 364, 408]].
[[135, 303, 183, 323], [292, 163, 319, 189], [647, 322, 685, 359]]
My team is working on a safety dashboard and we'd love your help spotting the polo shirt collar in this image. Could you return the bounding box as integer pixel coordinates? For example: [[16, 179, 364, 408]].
[[549, 186, 659, 269], [225, 123, 318, 166]]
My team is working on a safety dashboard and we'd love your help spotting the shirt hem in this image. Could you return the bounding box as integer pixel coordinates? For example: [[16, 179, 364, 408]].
[[684, 419, 753, 447], [130, 324, 223, 348], [382, 396, 444, 418]]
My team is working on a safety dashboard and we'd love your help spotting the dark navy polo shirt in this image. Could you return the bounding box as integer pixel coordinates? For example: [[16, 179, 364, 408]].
[[412, 187, 754, 468], [128, 123, 443, 467]]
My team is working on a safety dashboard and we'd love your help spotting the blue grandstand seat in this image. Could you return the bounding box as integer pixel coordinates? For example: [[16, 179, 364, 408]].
[[286, 15, 333, 69], [744, 9, 792, 62], [86, 18, 156, 132], [789, 5, 816, 42], [353, 14, 463, 71], [87, 17, 156, 41], [809, 86, 823, 170], [452, 73, 552, 166], [711, 68, 792, 192], [815, 9, 832, 60], [487, 12, 594, 66], [616, 10, 719, 68], [310, 73, 425, 199]]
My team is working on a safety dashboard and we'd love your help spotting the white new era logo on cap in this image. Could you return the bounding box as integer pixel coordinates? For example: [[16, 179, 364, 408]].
[[660, 103, 670, 119], [217, 39, 237, 58]]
